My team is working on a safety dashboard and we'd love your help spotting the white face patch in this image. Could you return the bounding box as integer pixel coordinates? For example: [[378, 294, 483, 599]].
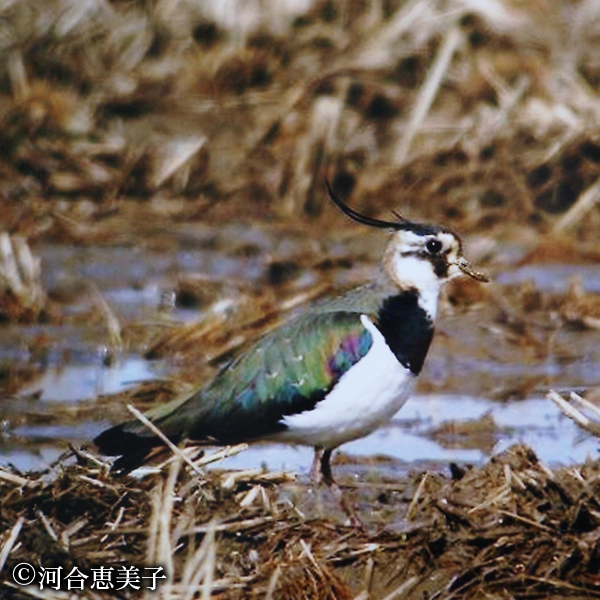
[[390, 254, 440, 317], [382, 229, 464, 316]]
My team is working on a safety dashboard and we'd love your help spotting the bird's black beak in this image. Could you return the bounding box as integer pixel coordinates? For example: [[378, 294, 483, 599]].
[[456, 257, 489, 282]]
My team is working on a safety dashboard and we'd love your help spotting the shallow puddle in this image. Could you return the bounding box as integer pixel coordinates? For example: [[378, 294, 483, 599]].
[[2, 391, 597, 476], [2, 232, 600, 475], [496, 264, 600, 292], [179, 394, 600, 478]]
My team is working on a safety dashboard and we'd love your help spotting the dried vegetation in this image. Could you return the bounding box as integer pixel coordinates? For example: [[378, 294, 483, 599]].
[[1, 444, 600, 599], [0, 233, 47, 322], [3, 0, 600, 238], [2, 0, 600, 597]]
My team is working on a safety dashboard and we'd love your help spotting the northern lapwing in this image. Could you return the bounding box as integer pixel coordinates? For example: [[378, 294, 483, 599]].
[[95, 184, 488, 494]]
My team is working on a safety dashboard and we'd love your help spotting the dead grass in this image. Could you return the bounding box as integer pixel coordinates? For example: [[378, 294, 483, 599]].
[[2, 1, 600, 597], [0, 233, 48, 322], [0, 444, 599, 598], [2, 0, 600, 243]]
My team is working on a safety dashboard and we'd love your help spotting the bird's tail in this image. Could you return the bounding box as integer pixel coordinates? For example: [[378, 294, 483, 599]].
[[94, 389, 201, 472], [93, 420, 167, 473]]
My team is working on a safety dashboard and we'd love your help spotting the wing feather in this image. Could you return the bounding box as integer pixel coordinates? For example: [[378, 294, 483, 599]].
[[95, 310, 373, 463], [160, 311, 373, 443]]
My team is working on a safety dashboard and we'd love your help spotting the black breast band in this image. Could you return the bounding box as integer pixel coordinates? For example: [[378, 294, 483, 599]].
[[375, 290, 434, 375]]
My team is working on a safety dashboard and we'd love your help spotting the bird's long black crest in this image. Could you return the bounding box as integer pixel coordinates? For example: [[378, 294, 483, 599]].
[[325, 180, 447, 237], [325, 181, 405, 230]]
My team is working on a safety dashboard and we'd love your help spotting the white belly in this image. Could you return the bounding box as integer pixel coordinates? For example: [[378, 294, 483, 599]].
[[274, 315, 414, 449]]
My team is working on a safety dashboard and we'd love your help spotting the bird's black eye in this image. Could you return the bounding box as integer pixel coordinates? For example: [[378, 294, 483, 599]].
[[426, 238, 443, 254]]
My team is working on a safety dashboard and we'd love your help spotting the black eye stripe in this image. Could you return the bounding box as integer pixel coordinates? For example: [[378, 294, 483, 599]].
[[400, 249, 443, 259], [396, 248, 450, 278]]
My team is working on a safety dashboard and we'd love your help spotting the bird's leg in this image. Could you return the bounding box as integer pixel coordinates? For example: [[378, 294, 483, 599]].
[[313, 448, 363, 530], [309, 448, 337, 487], [310, 448, 325, 485], [320, 448, 335, 486]]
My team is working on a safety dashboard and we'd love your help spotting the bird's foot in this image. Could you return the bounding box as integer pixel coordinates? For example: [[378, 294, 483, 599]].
[[310, 448, 364, 530], [328, 481, 365, 531]]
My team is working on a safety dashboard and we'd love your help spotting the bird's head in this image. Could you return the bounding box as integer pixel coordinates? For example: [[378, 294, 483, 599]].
[[326, 182, 488, 295]]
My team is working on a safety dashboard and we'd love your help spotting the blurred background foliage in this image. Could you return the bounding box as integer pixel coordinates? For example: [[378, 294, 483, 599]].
[[2, 0, 600, 242]]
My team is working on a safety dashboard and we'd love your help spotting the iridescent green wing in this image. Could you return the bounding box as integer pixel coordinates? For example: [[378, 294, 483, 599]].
[[161, 310, 374, 443]]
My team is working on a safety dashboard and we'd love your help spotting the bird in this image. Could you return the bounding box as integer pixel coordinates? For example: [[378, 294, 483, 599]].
[[94, 184, 488, 491]]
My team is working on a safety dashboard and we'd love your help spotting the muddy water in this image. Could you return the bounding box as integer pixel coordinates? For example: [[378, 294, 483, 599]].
[[1, 226, 599, 475], [497, 264, 600, 292]]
